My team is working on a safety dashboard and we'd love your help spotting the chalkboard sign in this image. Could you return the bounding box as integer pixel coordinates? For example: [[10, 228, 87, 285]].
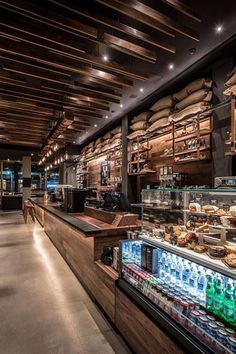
[[101, 161, 110, 186]]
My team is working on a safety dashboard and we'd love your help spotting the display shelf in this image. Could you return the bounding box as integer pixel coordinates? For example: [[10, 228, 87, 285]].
[[128, 159, 147, 165], [174, 130, 212, 143], [139, 236, 236, 279], [130, 147, 152, 154], [175, 158, 210, 164], [175, 146, 210, 157]]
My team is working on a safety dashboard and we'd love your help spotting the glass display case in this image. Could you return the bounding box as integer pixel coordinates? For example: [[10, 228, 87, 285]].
[[118, 189, 236, 354]]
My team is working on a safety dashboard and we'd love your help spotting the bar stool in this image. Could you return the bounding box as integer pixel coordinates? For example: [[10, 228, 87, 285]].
[[23, 200, 35, 223]]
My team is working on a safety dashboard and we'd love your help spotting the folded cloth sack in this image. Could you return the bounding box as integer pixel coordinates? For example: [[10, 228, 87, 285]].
[[147, 117, 169, 132], [149, 108, 171, 124], [111, 126, 121, 135], [94, 137, 103, 147], [169, 102, 210, 122], [175, 89, 212, 111], [131, 112, 150, 123], [173, 78, 213, 102], [224, 84, 236, 96], [150, 95, 174, 112], [130, 121, 148, 131], [111, 132, 122, 140], [102, 144, 110, 152], [225, 66, 236, 87], [110, 138, 121, 147], [87, 141, 94, 149], [127, 130, 146, 140], [103, 132, 113, 140], [93, 147, 102, 154]]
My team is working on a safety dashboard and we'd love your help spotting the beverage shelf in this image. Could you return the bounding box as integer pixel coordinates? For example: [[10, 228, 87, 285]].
[[139, 236, 236, 279], [174, 130, 212, 143]]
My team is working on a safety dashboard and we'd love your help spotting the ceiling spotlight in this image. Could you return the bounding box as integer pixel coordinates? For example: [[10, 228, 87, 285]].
[[94, 124, 97, 127], [105, 115, 108, 119], [73, 141, 76, 144], [120, 104, 123, 108], [168, 64, 174, 70], [216, 25, 223, 33], [103, 55, 108, 62], [7, 158, 10, 162], [139, 87, 144, 92], [31, 153, 34, 156]]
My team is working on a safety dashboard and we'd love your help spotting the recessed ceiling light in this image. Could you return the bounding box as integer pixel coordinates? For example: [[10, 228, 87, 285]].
[[73, 141, 76, 144], [120, 104, 123, 108], [31, 153, 34, 156], [7, 158, 10, 162], [103, 55, 108, 62], [105, 115, 108, 119], [94, 124, 97, 127], [168, 64, 174, 70], [216, 25, 223, 33], [139, 88, 144, 92]]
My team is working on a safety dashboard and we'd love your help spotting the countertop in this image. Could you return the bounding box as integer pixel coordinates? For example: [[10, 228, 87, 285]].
[[30, 197, 139, 237]]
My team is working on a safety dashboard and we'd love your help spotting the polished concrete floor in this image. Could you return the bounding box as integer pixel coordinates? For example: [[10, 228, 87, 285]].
[[0, 211, 131, 354]]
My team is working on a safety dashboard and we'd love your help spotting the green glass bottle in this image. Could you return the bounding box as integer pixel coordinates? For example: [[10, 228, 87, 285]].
[[223, 282, 234, 324], [213, 277, 224, 317], [205, 275, 215, 311]]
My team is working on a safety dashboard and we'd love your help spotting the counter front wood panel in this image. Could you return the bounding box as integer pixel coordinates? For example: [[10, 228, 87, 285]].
[[44, 210, 125, 321], [115, 288, 184, 354]]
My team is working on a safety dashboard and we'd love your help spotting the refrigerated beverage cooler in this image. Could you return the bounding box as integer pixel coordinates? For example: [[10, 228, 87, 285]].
[[118, 188, 236, 354]]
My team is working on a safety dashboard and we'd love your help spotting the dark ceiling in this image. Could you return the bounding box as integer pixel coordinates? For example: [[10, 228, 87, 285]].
[[0, 0, 236, 153]]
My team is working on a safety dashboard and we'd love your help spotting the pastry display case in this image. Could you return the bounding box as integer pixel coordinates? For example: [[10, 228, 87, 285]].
[[118, 188, 236, 354]]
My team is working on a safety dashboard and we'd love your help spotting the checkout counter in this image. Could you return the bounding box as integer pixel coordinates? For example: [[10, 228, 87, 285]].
[[30, 189, 139, 322]]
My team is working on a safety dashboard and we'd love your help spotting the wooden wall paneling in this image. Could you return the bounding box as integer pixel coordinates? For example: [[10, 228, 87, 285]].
[[115, 288, 184, 354]]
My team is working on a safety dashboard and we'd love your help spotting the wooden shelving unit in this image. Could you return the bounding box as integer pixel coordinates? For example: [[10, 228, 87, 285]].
[[127, 136, 152, 175], [161, 115, 212, 163], [225, 97, 236, 156], [76, 160, 88, 188]]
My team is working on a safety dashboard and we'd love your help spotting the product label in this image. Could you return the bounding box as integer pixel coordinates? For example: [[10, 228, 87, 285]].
[[197, 283, 204, 291], [176, 271, 180, 280], [224, 305, 234, 319], [189, 279, 195, 287], [214, 299, 223, 311]]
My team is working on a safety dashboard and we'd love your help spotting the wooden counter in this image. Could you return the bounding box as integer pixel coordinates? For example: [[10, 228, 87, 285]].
[[32, 198, 185, 353]]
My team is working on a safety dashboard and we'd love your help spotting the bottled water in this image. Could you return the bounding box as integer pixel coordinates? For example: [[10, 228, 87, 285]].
[[135, 242, 141, 266], [182, 260, 191, 293], [131, 242, 137, 261], [175, 257, 183, 290], [170, 255, 177, 284], [188, 264, 198, 297], [159, 251, 167, 281], [164, 253, 171, 283], [196, 266, 207, 305]]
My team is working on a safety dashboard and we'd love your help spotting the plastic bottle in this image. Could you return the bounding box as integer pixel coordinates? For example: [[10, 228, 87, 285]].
[[205, 275, 215, 311], [135, 242, 141, 266], [159, 251, 167, 281], [175, 257, 183, 290], [131, 242, 137, 262], [182, 260, 191, 293], [164, 253, 171, 283], [196, 266, 207, 306], [213, 277, 224, 316], [223, 282, 235, 325], [170, 255, 177, 284], [188, 264, 198, 297]]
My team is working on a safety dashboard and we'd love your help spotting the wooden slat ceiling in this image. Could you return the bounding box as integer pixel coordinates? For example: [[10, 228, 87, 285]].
[[0, 0, 202, 149]]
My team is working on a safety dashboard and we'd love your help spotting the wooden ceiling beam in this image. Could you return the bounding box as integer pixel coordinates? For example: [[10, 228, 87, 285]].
[[0, 140, 41, 147], [0, 0, 98, 39], [95, 0, 176, 37], [0, 118, 50, 130], [159, 0, 202, 22], [99, 0, 200, 41], [0, 40, 133, 87], [50, 0, 176, 53], [102, 34, 156, 63], [0, 18, 149, 80]]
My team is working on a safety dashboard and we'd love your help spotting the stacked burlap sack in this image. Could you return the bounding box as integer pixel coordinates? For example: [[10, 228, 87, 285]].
[[147, 95, 174, 133], [169, 78, 213, 123], [223, 66, 236, 96], [127, 112, 150, 139]]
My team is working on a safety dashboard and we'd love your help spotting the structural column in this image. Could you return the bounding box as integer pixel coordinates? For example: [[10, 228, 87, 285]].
[[22, 156, 31, 206], [121, 115, 129, 197]]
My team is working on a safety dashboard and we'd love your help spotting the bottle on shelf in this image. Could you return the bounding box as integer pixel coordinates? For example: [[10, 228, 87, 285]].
[[196, 266, 207, 306], [213, 276, 224, 316], [159, 251, 167, 281], [205, 275, 215, 311], [188, 264, 198, 297], [175, 257, 183, 290], [164, 253, 171, 283], [170, 254, 177, 284], [223, 282, 235, 325], [135, 242, 141, 266], [182, 260, 191, 293]]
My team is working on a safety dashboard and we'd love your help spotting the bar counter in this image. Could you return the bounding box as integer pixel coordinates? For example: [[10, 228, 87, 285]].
[[31, 197, 183, 354], [30, 196, 138, 322]]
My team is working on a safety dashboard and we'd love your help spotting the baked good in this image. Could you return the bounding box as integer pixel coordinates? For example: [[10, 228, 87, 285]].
[[230, 206, 236, 217], [177, 235, 186, 247], [194, 245, 207, 253], [186, 232, 198, 243], [225, 253, 236, 268], [187, 241, 197, 250], [202, 205, 219, 214], [217, 209, 226, 216], [208, 246, 226, 258], [174, 229, 181, 237], [189, 203, 201, 212], [197, 224, 209, 233], [224, 245, 236, 254]]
